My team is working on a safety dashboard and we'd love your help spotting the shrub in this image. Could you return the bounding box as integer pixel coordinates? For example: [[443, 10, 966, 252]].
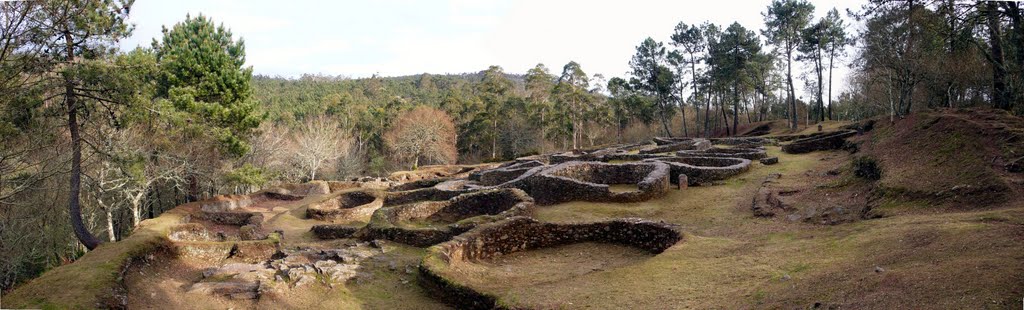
[[852, 156, 882, 180]]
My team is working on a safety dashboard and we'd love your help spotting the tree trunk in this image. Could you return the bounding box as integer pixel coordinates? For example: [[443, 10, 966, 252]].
[[679, 79, 688, 137], [105, 209, 116, 242], [988, 1, 1010, 110], [786, 47, 797, 130], [690, 53, 701, 132], [732, 84, 739, 136], [827, 47, 835, 120], [65, 31, 101, 250]]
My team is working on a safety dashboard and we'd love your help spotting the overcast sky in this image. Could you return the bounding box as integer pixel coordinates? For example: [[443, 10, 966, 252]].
[[120, 0, 867, 98]]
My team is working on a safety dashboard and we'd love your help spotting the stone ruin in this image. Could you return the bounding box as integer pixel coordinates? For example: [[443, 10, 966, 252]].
[[676, 146, 768, 160], [360, 188, 535, 246], [512, 161, 671, 205], [648, 156, 752, 185], [639, 138, 712, 154], [161, 131, 808, 305], [305, 190, 382, 222], [419, 216, 682, 309], [781, 130, 858, 154], [468, 160, 544, 186]]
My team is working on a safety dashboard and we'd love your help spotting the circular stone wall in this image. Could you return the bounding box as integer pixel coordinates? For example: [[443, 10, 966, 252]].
[[649, 156, 752, 185], [519, 161, 670, 205], [362, 188, 534, 247], [418, 216, 682, 309], [676, 147, 767, 160], [306, 190, 382, 222]]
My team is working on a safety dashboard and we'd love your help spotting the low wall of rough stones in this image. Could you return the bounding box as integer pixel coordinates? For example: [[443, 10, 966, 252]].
[[781, 130, 857, 154], [418, 216, 682, 309], [709, 137, 770, 146], [676, 147, 768, 160], [639, 138, 711, 154], [306, 190, 382, 221], [469, 160, 544, 186], [382, 187, 467, 207], [649, 156, 751, 185], [387, 178, 449, 192], [361, 189, 534, 246], [513, 161, 670, 205], [168, 223, 280, 263]]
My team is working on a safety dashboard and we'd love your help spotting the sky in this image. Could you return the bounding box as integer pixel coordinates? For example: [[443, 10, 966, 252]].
[[120, 0, 868, 97]]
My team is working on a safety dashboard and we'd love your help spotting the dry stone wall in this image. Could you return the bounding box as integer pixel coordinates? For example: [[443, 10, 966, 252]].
[[361, 189, 534, 246], [418, 216, 682, 309]]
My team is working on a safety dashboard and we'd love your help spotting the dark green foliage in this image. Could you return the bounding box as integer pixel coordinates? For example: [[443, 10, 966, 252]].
[[153, 14, 263, 156]]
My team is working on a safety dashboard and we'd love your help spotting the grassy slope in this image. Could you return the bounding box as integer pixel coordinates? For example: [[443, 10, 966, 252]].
[[3, 205, 187, 309], [858, 108, 1024, 207], [451, 146, 1024, 308]]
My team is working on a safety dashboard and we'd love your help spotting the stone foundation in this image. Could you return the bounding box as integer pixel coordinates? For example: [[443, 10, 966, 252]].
[[361, 189, 534, 247], [639, 138, 711, 154], [388, 178, 450, 192], [382, 187, 468, 207], [469, 160, 545, 186], [306, 190, 382, 222], [676, 147, 768, 160], [781, 130, 857, 154], [513, 161, 671, 205], [648, 156, 752, 185], [419, 216, 682, 309], [310, 224, 360, 239]]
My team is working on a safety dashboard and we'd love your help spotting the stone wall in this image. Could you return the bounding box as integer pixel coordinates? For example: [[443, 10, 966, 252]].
[[648, 156, 752, 185], [781, 130, 857, 154], [639, 138, 711, 154], [419, 216, 682, 309], [468, 160, 544, 186], [676, 147, 768, 160], [709, 137, 770, 146], [513, 161, 671, 205], [306, 190, 382, 222], [361, 189, 534, 247], [382, 187, 467, 207], [387, 178, 450, 192]]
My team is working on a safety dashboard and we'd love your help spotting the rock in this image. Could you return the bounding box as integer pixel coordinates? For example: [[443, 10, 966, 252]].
[[874, 266, 885, 273], [313, 260, 338, 272], [203, 263, 275, 282], [294, 274, 316, 287], [188, 281, 259, 298], [327, 264, 360, 282], [677, 175, 688, 190], [760, 157, 779, 165], [781, 274, 791, 281]]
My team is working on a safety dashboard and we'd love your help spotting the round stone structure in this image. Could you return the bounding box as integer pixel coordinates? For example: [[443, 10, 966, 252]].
[[361, 188, 534, 247], [305, 190, 383, 222], [648, 156, 752, 185], [418, 216, 683, 309], [515, 161, 671, 205], [676, 147, 768, 160]]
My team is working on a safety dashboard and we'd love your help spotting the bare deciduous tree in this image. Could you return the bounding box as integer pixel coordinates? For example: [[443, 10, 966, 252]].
[[384, 106, 457, 170], [290, 116, 350, 181]]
